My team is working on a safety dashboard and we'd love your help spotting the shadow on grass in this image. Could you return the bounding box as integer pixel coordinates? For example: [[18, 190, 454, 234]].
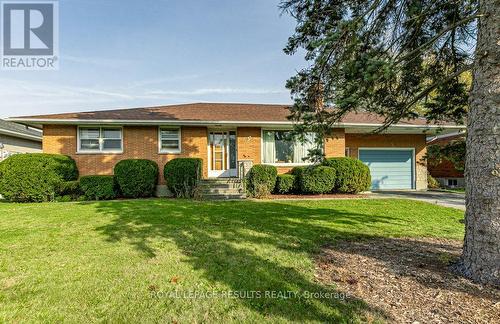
[[92, 199, 402, 322]]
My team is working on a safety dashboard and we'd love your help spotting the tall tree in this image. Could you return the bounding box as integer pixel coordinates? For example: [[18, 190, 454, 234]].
[[281, 0, 499, 285], [461, 0, 499, 285]]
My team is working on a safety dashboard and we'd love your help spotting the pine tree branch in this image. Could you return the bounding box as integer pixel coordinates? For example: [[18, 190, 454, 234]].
[[406, 64, 472, 110], [316, 0, 385, 82], [394, 13, 483, 63], [373, 63, 473, 132]]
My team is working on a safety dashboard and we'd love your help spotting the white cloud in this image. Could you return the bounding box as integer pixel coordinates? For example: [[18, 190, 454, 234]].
[[146, 87, 287, 96], [0, 78, 290, 117], [126, 74, 202, 89]]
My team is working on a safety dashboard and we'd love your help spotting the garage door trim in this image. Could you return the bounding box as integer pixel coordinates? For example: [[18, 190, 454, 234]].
[[358, 147, 416, 190]]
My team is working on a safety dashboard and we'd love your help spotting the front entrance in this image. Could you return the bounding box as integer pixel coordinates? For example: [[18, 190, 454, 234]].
[[208, 130, 237, 178]]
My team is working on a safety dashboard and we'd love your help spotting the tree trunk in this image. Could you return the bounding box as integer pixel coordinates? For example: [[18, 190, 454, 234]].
[[460, 0, 500, 285]]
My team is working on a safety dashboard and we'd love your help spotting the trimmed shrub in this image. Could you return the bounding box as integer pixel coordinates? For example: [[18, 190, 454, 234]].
[[80, 176, 117, 200], [296, 166, 336, 194], [57, 180, 82, 200], [291, 166, 306, 192], [163, 158, 202, 198], [246, 164, 278, 198], [428, 174, 440, 189], [0, 153, 78, 202], [114, 159, 159, 198], [274, 174, 296, 194], [322, 157, 371, 193], [291, 166, 306, 176], [291, 166, 306, 178]]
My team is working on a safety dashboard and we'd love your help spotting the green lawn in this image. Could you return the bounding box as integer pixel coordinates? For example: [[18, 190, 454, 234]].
[[0, 199, 464, 323]]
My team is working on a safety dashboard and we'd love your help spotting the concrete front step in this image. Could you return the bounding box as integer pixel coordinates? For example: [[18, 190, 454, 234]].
[[198, 179, 244, 189], [199, 183, 243, 189], [200, 179, 243, 184], [201, 188, 245, 195], [202, 178, 242, 182], [199, 178, 246, 200]]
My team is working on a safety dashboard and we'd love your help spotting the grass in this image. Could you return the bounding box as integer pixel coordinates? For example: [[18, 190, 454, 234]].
[[0, 198, 464, 323]]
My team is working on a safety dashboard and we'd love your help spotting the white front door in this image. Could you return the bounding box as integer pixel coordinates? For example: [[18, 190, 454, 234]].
[[208, 130, 237, 178]]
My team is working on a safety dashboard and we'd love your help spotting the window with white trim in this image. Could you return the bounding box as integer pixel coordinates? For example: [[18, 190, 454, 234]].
[[78, 127, 122, 152], [262, 130, 318, 164], [159, 127, 181, 153]]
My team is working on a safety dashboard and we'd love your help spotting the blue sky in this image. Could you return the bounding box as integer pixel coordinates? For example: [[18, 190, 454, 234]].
[[0, 0, 306, 118]]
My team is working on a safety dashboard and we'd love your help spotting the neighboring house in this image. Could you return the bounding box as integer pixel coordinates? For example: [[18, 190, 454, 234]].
[[8, 103, 465, 191], [0, 119, 42, 161], [427, 132, 466, 188]]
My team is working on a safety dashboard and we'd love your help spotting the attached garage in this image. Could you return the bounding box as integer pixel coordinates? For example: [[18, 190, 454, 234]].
[[359, 149, 415, 190]]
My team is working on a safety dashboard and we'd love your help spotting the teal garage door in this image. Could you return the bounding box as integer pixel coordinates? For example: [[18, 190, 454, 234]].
[[359, 149, 414, 190]]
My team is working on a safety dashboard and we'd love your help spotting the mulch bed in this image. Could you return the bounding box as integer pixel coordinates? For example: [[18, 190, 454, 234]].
[[315, 238, 500, 323], [270, 193, 364, 199]]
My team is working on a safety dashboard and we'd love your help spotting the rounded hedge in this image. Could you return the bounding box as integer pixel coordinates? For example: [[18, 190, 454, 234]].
[[291, 166, 306, 192], [0, 153, 78, 202], [291, 166, 305, 174], [80, 175, 117, 200], [57, 180, 82, 200], [291, 166, 306, 178], [295, 166, 336, 194], [322, 157, 371, 193], [114, 159, 159, 198], [274, 174, 296, 194], [163, 158, 202, 198], [246, 164, 278, 198]]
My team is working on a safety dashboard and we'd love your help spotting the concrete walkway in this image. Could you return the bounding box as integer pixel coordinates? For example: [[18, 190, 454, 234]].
[[369, 190, 465, 210]]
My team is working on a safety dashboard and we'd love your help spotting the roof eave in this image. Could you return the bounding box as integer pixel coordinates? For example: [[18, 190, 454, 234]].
[[6, 118, 466, 133], [0, 128, 42, 141]]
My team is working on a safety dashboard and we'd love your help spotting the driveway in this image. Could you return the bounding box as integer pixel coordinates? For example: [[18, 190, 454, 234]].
[[369, 190, 465, 210]]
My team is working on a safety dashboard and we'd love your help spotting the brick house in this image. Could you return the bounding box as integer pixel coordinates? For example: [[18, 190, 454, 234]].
[[0, 119, 42, 160], [427, 132, 466, 188], [9, 103, 465, 191]]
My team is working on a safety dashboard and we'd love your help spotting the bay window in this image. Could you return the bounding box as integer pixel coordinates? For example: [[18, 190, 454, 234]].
[[78, 127, 122, 153], [262, 130, 318, 164]]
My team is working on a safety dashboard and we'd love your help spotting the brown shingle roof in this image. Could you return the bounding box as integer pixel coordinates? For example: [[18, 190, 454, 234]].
[[0, 119, 42, 138], [10, 102, 458, 127]]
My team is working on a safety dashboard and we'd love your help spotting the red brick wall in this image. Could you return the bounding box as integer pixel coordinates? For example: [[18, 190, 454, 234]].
[[345, 133, 426, 158], [325, 129, 346, 157], [43, 125, 425, 188], [43, 125, 208, 184], [345, 133, 428, 190], [427, 135, 464, 178], [428, 159, 464, 178], [237, 127, 261, 164]]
